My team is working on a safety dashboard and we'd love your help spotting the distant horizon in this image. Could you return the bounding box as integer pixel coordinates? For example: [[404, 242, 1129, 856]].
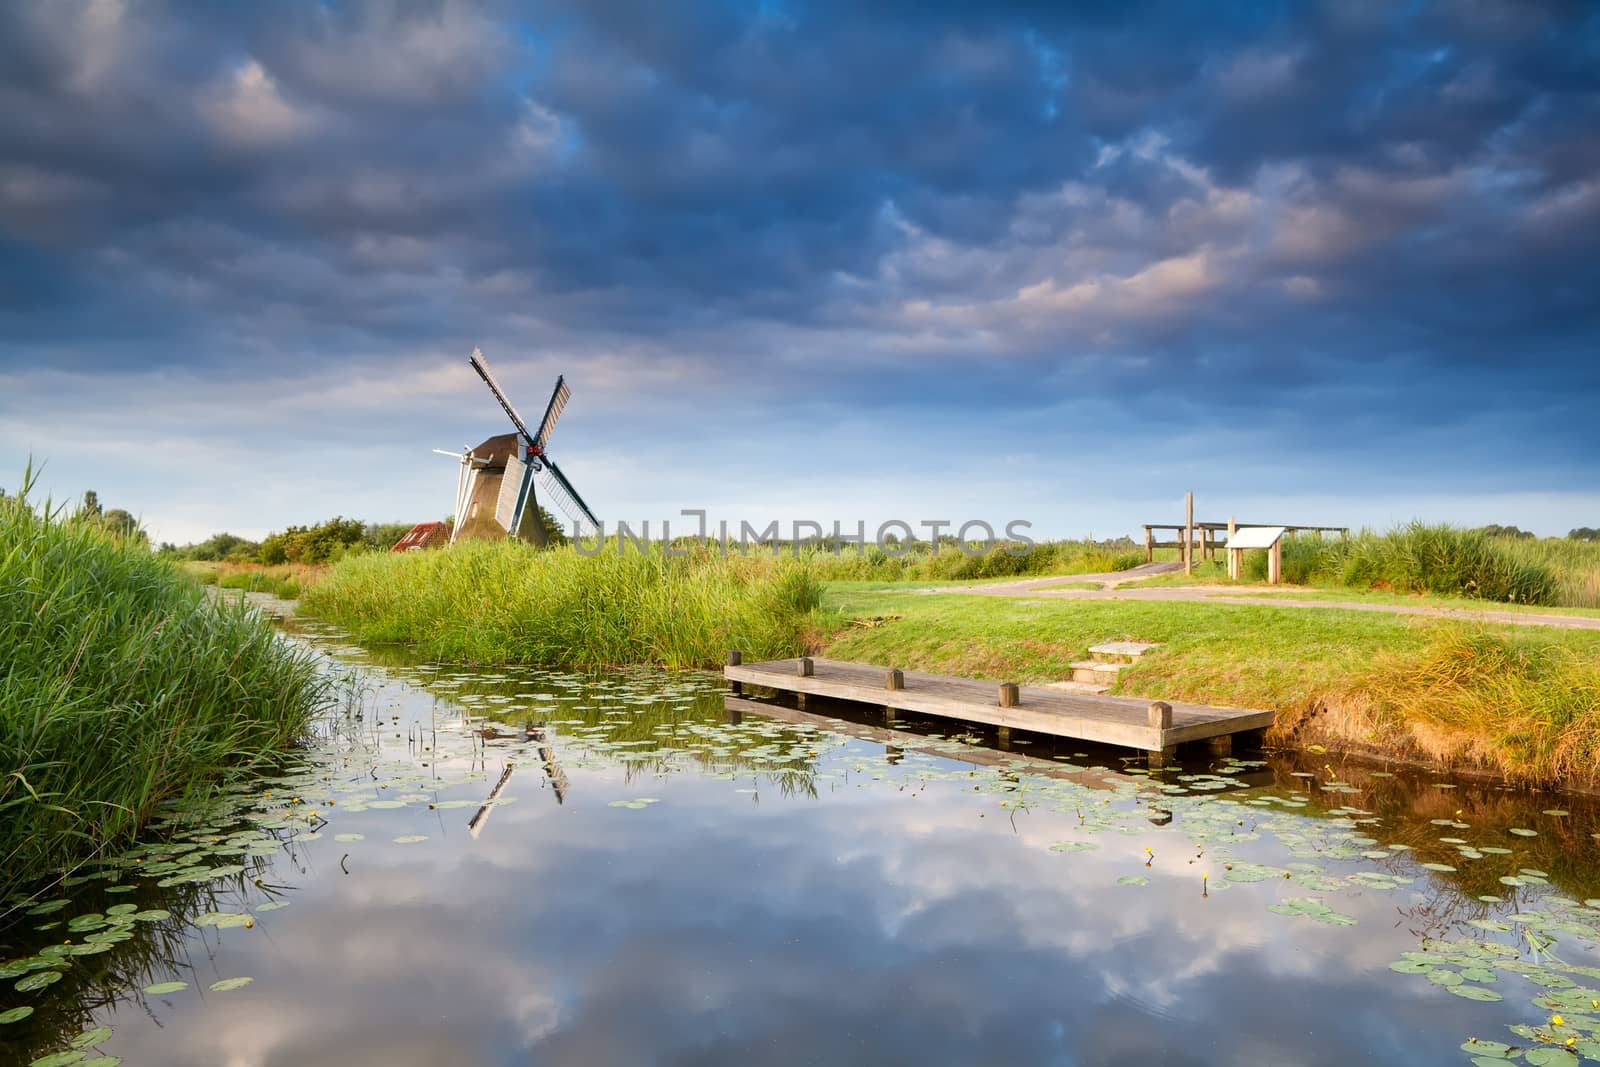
[[3, 3, 1596, 543]]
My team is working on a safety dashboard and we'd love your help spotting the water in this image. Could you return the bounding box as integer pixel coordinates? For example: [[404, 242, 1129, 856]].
[[4, 616, 1600, 1066]]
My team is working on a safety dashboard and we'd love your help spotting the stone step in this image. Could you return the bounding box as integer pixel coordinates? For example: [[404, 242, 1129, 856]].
[[1043, 679, 1111, 695], [1068, 660, 1127, 685], [1087, 641, 1161, 664]]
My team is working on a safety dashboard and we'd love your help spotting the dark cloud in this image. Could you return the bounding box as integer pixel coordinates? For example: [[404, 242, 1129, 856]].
[[0, 0, 1596, 533]]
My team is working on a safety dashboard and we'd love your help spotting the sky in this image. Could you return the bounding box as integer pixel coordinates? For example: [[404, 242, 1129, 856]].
[[1, 0, 1597, 545]]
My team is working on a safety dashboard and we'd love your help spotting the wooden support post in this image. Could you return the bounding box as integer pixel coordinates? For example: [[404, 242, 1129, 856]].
[[797, 657, 814, 677], [1184, 492, 1194, 576], [1147, 702, 1175, 767], [1144, 525, 1154, 563], [997, 725, 1012, 749], [882, 670, 902, 725], [1207, 734, 1232, 756], [1268, 540, 1283, 585], [727, 649, 742, 696], [1226, 517, 1238, 579], [998, 682, 1020, 708]]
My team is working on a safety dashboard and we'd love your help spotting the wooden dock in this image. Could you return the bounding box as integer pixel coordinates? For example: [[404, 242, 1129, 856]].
[[723, 654, 1273, 759]]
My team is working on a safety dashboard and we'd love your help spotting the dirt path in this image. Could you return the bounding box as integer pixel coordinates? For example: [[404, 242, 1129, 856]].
[[933, 569, 1600, 632]]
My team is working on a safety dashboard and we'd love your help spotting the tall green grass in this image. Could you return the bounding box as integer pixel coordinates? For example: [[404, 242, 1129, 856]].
[[301, 540, 825, 668], [1238, 523, 1583, 605], [1330, 626, 1600, 783], [1, 476, 329, 896], [800, 539, 1144, 582]]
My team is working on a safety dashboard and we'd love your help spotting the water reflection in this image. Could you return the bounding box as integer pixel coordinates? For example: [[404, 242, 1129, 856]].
[[3, 618, 1600, 1066]]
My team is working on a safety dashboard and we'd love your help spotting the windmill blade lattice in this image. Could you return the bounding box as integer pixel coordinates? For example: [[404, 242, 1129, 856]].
[[533, 376, 570, 450], [537, 457, 600, 535], [468, 348, 534, 442]]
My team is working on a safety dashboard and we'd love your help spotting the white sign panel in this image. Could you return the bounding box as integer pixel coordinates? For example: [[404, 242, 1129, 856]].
[[1225, 525, 1287, 549]]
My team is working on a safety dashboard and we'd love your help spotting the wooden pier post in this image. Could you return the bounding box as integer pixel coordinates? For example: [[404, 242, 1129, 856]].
[[1207, 734, 1232, 756], [727, 650, 743, 696], [1143, 525, 1154, 563], [797, 657, 814, 677], [997, 725, 1012, 749], [998, 683, 1020, 708], [1148, 701, 1173, 729], [883, 669, 903, 725], [1226, 517, 1238, 579], [1184, 493, 1194, 575]]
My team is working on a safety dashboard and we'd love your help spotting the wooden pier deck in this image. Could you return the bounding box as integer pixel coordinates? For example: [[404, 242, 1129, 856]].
[[723, 655, 1273, 757]]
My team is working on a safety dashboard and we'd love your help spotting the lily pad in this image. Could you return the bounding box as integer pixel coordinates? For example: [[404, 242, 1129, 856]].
[[0, 1006, 34, 1024], [28, 1052, 86, 1067], [1117, 875, 1150, 886], [207, 977, 253, 992], [1525, 1050, 1578, 1067], [392, 835, 429, 844], [71, 1028, 112, 1049], [1509, 828, 1539, 837], [1448, 984, 1502, 1001], [16, 969, 64, 992], [142, 981, 188, 995]]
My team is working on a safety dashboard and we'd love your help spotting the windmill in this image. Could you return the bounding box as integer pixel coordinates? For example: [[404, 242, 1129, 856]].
[[437, 348, 599, 547]]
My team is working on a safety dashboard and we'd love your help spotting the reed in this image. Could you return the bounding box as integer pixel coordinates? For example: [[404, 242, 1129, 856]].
[[799, 539, 1143, 582], [301, 539, 825, 669], [181, 560, 325, 599], [0, 469, 330, 895], [1327, 626, 1600, 783]]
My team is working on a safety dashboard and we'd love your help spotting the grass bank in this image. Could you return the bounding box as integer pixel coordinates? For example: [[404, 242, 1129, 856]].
[[821, 585, 1600, 788], [300, 540, 824, 669], [181, 560, 325, 599], [1, 485, 330, 897]]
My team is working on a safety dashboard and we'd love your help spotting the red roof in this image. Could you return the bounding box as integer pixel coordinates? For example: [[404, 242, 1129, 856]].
[[392, 521, 450, 552]]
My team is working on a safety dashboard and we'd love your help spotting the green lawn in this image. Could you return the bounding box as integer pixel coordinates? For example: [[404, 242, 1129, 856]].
[[818, 584, 1600, 785], [823, 584, 1443, 709]]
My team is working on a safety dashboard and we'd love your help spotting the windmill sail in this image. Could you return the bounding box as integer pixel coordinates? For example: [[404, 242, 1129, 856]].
[[537, 456, 600, 535], [468, 348, 534, 443], [532, 376, 570, 450]]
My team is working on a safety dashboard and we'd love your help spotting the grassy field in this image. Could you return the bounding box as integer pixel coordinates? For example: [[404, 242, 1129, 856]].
[[1, 484, 331, 897], [301, 540, 824, 669], [796, 538, 1144, 582], [820, 584, 1600, 787], [181, 560, 325, 599]]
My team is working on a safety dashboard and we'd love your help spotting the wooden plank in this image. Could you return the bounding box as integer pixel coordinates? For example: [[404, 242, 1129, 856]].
[[724, 657, 1273, 751]]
